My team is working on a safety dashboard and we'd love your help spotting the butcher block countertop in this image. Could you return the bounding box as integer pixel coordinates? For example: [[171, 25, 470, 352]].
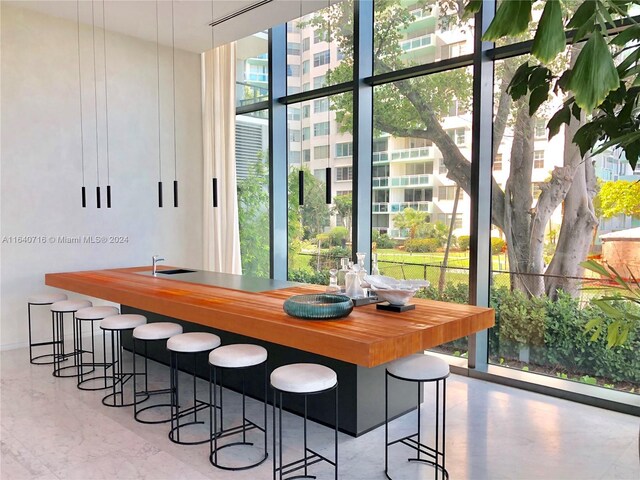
[[45, 266, 494, 368]]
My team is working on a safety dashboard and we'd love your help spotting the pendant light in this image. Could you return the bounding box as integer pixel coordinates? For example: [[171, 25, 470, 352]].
[[76, 0, 86, 208], [102, 0, 112, 207], [155, 0, 163, 207], [325, 0, 332, 205], [171, 0, 178, 207], [210, 0, 218, 209], [297, 0, 304, 206], [91, 0, 101, 208]]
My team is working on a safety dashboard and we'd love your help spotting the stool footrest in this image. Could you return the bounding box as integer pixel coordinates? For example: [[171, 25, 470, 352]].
[[175, 399, 211, 420], [214, 419, 263, 441], [279, 449, 333, 478]]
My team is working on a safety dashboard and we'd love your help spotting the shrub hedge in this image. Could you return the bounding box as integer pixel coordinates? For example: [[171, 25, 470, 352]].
[[418, 284, 640, 385]]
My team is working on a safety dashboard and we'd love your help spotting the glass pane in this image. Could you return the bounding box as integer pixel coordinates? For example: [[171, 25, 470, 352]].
[[374, 0, 474, 75], [236, 31, 268, 107], [372, 67, 473, 358], [489, 50, 640, 395], [236, 110, 270, 278], [287, 1, 354, 95], [287, 93, 353, 285]]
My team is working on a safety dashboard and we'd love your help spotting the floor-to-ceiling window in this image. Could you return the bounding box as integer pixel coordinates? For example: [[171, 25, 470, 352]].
[[225, 0, 640, 407]]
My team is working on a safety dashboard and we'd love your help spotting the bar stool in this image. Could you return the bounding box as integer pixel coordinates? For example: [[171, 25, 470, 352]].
[[50, 299, 92, 378], [99, 314, 147, 407], [75, 306, 120, 390], [385, 354, 449, 480], [132, 322, 183, 423], [271, 363, 338, 480], [208, 344, 268, 471], [167, 332, 221, 445], [27, 292, 67, 365]]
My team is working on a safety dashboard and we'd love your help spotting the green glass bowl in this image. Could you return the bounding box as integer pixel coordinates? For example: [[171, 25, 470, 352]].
[[283, 294, 354, 320]]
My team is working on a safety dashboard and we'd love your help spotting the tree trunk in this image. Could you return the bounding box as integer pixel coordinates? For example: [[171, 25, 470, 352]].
[[503, 103, 542, 295], [439, 185, 461, 293], [545, 154, 598, 298]]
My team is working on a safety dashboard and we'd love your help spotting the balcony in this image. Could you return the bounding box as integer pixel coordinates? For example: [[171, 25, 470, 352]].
[[390, 201, 432, 213], [372, 202, 389, 213], [372, 178, 389, 188], [389, 174, 432, 187], [400, 34, 435, 53], [390, 147, 433, 162], [372, 152, 389, 163]]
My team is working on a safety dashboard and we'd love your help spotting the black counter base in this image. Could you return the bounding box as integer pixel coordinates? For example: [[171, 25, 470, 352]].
[[120, 305, 420, 437]]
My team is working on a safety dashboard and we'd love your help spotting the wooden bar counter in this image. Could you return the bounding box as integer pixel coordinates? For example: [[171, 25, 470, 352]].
[[46, 266, 494, 436]]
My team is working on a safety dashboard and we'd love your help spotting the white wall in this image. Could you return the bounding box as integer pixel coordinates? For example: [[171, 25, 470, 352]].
[[0, 5, 204, 348]]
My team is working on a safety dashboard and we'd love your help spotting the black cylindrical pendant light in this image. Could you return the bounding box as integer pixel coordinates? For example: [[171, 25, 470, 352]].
[[325, 167, 332, 204], [158, 181, 163, 207], [212, 178, 218, 208], [155, 0, 163, 207], [298, 170, 304, 206], [76, 0, 86, 208]]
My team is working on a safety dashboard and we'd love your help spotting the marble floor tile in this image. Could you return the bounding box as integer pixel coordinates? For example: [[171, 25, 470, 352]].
[[1, 347, 638, 480]]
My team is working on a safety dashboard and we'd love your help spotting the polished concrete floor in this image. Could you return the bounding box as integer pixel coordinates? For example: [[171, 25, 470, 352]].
[[1, 346, 638, 480]]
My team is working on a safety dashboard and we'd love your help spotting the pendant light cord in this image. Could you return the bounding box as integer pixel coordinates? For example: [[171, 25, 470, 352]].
[[102, 0, 110, 185], [91, 0, 100, 187], [171, 0, 177, 182], [76, 0, 85, 188], [210, 0, 215, 167], [156, 0, 162, 182]]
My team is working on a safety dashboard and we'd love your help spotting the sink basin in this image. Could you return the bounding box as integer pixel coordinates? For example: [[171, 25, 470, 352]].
[[157, 269, 197, 275]]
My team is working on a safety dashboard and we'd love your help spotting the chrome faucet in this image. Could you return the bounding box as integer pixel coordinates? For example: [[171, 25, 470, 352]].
[[152, 255, 165, 276]]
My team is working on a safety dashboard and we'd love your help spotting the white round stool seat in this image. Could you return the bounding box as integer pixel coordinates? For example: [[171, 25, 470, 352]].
[[51, 299, 92, 313], [100, 314, 147, 331], [76, 306, 120, 320], [387, 354, 450, 381], [29, 292, 68, 305], [209, 344, 267, 368], [167, 332, 221, 353], [133, 322, 183, 341], [271, 363, 337, 394]]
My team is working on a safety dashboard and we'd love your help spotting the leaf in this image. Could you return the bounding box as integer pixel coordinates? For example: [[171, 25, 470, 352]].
[[611, 25, 640, 46], [530, 85, 550, 115], [593, 300, 624, 319], [463, 0, 482, 20], [567, 0, 596, 29], [580, 259, 611, 277], [531, 0, 566, 63], [482, 0, 533, 41], [573, 122, 602, 157], [507, 62, 534, 100], [571, 102, 582, 120], [547, 105, 571, 139], [584, 318, 601, 331], [567, 0, 597, 42], [592, 130, 640, 155], [567, 32, 620, 112]]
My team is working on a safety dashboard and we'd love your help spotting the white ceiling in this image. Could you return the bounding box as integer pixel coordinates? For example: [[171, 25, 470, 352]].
[[5, 0, 336, 53]]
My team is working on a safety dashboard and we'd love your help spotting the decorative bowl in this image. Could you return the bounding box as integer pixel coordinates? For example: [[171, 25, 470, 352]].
[[283, 294, 354, 320], [370, 286, 418, 306], [364, 275, 429, 290]]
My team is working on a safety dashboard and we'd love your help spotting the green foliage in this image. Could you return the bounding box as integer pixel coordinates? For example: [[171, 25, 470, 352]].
[[458, 235, 470, 251], [287, 269, 330, 286], [372, 229, 396, 249], [581, 259, 640, 348], [405, 238, 439, 253], [288, 167, 331, 241], [392, 208, 429, 240], [496, 289, 546, 346], [418, 221, 449, 245], [327, 246, 351, 259], [331, 194, 352, 233], [466, 0, 640, 168], [597, 180, 640, 219], [490, 286, 640, 384], [418, 283, 470, 305], [491, 237, 506, 255], [237, 155, 270, 278], [327, 226, 349, 246]]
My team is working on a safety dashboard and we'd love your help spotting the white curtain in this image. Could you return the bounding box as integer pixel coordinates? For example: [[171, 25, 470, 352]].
[[202, 44, 242, 274]]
